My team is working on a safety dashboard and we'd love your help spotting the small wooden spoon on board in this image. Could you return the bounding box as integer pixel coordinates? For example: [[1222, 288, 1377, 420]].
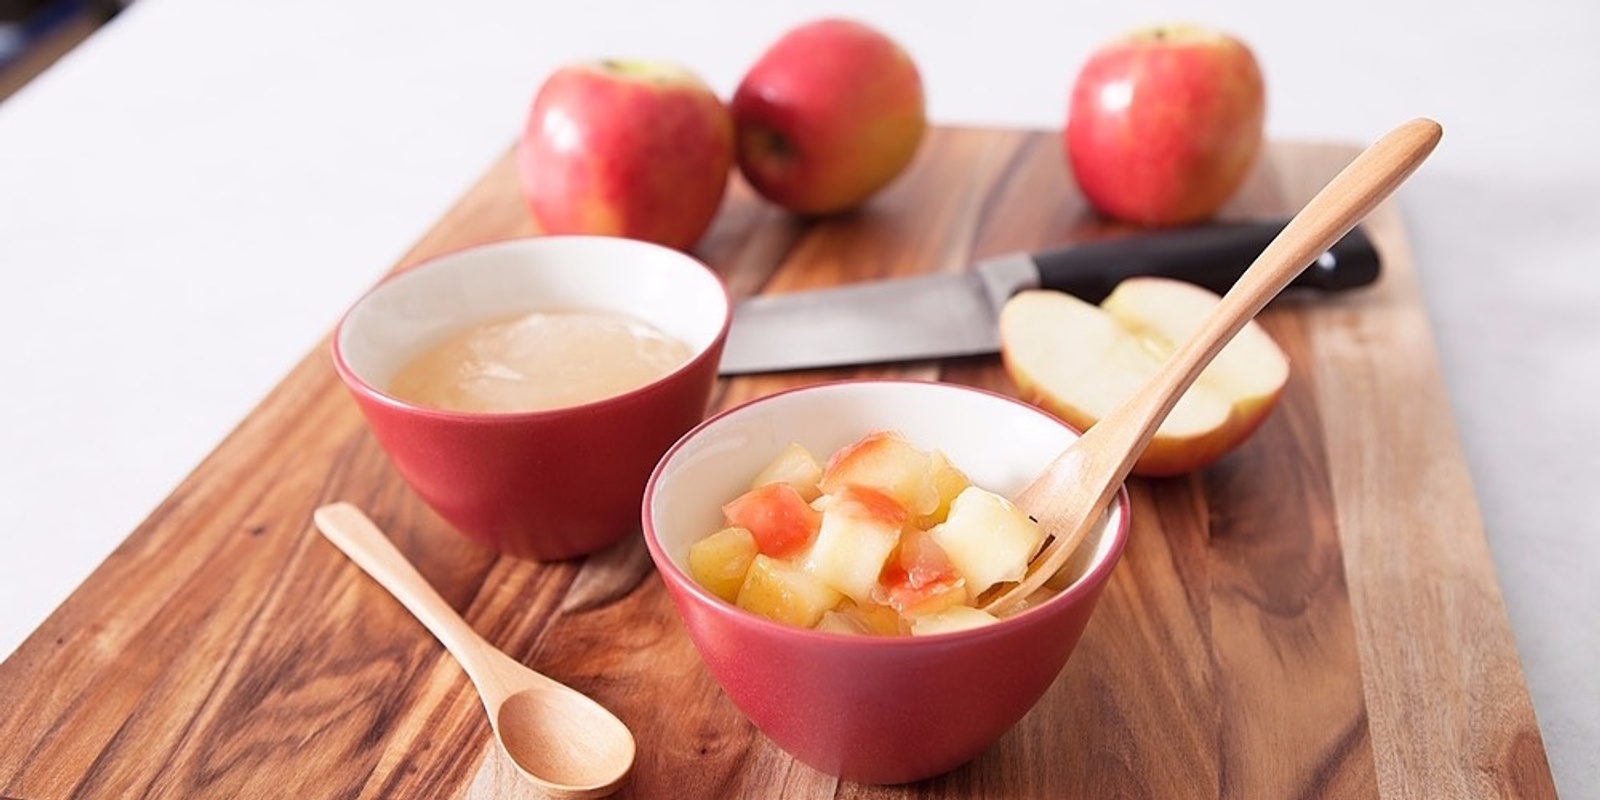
[[313, 502, 635, 799], [982, 117, 1444, 616]]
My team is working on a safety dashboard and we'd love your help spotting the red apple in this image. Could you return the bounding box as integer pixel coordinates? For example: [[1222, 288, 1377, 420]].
[[517, 60, 734, 251], [1064, 24, 1265, 227], [730, 18, 927, 215]]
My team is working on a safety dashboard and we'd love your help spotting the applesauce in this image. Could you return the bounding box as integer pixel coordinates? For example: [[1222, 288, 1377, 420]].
[[387, 309, 691, 413]]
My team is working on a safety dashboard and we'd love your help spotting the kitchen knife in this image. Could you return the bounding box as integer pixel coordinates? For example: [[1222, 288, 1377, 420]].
[[718, 219, 1380, 375]]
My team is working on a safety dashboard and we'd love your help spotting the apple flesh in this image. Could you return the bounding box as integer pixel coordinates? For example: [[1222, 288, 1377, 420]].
[[684, 432, 1042, 635], [721, 482, 822, 558], [876, 528, 969, 617], [804, 485, 907, 603], [917, 450, 972, 527], [818, 429, 939, 517], [749, 441, 823, 501], [817, 599, 903, 636], [730, 18, 927, 215], [1000, 278, 1289, 476], [688, 526, 759, 603], [928, 487, 1046, 595], [1064, 24, 1265, 227], [737, 554, 842, 628], [910, 606, 1000, 637], [517, 59, 734, 251]]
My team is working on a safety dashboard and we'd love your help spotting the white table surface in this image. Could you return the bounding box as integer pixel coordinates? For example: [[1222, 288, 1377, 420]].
[[2, 0, 1595, 794]]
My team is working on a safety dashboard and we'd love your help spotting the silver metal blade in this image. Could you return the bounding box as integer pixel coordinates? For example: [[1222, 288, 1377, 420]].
[[718, 253, 1039, 375]]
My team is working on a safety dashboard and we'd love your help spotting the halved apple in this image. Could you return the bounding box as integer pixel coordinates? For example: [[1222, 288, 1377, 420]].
[[999, 278, 1289, 476]]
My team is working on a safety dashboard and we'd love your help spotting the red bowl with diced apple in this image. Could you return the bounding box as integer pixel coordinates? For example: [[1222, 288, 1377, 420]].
[[642, 380, 1130, 784]]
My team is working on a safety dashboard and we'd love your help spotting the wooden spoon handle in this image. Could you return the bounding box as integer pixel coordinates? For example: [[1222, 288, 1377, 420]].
[[984, 118, 1443, 615], [1197, 118, 1443, 371], [1093, 118, 1443, 479], [313, 502, 499, 684]]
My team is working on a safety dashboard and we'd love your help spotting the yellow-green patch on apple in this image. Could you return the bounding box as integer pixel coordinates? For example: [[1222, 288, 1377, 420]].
[[1000, 277, 1288, 476]]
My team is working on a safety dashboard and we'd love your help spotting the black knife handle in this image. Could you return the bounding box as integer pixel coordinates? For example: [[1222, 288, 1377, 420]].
[[1033, 220, 1380, 304]]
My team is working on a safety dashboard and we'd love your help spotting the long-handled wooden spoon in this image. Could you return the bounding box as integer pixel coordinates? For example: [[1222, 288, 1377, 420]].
[[982, 117, 1444, 616], [313, 502, 635, 799]]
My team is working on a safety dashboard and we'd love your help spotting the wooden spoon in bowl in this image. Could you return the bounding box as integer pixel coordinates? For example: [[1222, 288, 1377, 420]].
[[982, 118, 1444, 616], [313, 502, 635, 799]]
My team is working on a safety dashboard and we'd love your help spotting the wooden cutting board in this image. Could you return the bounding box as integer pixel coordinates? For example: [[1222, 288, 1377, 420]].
[[0, 127, 1556, 799]]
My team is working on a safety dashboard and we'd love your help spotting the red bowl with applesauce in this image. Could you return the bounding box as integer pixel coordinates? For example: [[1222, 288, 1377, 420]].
[[333, 235, 730, 560], [643, 380, 1131, 784]]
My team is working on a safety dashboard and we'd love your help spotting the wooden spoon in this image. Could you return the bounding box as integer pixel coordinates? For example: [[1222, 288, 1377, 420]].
[[982, 118, 1444, 616], [313, 502, 635, 799]]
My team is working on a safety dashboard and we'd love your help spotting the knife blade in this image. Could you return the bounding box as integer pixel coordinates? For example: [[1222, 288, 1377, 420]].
[[718, 219, 1380, 375]]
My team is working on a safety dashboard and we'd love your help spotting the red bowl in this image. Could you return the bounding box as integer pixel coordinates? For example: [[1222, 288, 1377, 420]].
[[643, 380, 1131, 783], [333, 236, 729, 560]]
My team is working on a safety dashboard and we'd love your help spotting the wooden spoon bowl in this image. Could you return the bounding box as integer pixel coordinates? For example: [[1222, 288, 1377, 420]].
[[314, 502, 635, 799]]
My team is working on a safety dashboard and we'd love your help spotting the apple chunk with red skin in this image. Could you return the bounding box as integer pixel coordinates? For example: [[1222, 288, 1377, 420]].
[[516, 59, 734, 251], [1000, 277, 1289, 476], [804, 485, 908, 603], [817, 429, 940, 517], [730, 18, 927, 215], [722, 482, 821, 558], [1065, 24, 1265, 227]]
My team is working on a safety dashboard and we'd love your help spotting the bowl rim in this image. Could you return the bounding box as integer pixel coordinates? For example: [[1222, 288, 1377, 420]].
[[329, 235, 732, 423], [642, 378, 1133, 647]]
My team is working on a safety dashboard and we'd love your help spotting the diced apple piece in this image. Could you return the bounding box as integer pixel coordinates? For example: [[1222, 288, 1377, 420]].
[[814, 610, 863, 635], [687, 526, 758, 602], [1000, 279, 1289, 476], [876, 528, 969, 616], [893, 526, 952, 589], [818, 430, 939, 517], [722, 482, 821, 557], [910, 605, 1000, 636], [736, 554, 843, 628], [882, 572, 968, 617], [750, 441, 823, 502], [815, 599, 903, 636], [929, 486, 1045, 595], [804, 485, 906, 602], [916, 449, 972, 526]]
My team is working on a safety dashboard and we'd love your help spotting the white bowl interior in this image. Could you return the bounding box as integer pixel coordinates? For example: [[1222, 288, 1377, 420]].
[[650, 381, 1124, 595], [337, 236, 729, 390]]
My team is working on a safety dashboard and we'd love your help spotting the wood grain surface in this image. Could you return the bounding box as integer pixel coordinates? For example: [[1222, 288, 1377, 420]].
[[0, 126, 1555, 799]]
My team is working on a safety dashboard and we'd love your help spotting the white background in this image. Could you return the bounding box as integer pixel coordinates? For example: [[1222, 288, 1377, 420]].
[[2, 0, 1595, 794]]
